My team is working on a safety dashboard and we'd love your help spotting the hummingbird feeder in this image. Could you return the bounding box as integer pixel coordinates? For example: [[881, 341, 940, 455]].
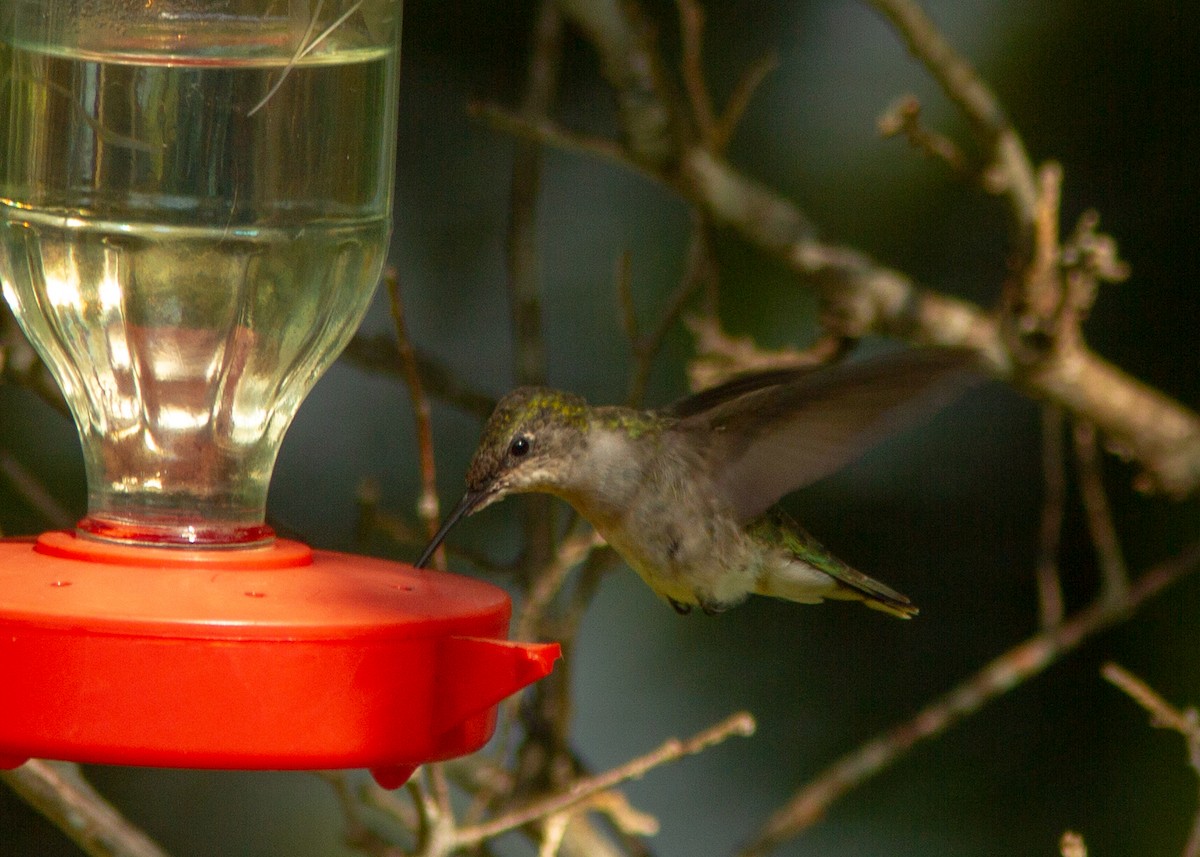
[[0, 0, 557, 789]]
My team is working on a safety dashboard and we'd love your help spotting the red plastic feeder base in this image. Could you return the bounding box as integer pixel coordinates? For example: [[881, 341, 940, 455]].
[[0, 533, 559, 788]]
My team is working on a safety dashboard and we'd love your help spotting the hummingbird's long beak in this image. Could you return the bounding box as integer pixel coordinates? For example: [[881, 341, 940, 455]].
[[414, 490, 486, 568]]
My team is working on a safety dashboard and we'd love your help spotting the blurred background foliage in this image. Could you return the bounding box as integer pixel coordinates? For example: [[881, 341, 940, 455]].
[[2, 0, 1198, 855]]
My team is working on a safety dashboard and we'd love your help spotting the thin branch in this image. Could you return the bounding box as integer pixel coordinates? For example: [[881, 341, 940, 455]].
[[408, 766, 458, 857], [559, 548, 619, 642], [406, 778, 432, 852], [315, 772, 407, 857], [675, 0, 717, 146], [470, 102, 664, 188], [553, 0, 680, 170], [454, 712, 756, 849], [1102, 664, 1200, 755], [684, 314, 845, 392], [1074, 420, 1130, 601], [1, 761, 170, 857], [867, 0, 1038, 227], [877, 94, 968, 175], [1003, 161, 1064, 361], [616, 251, 639, 346], [1035, 404, 1067, 628], [514, 522, 606, 643], [624, 224, 715, 405], [387, 271, 444, 568], [508, 0, 562, 389], [1185, 800, 1200, 857], [675, 0, 775, 152], [342, 332, 496, 420], [714, 51, 778, 152], [506, 0, 564, 577], [1102, 663, 1200, 857], [428, 764, 455, 842], [739, 540, 1200, 857]]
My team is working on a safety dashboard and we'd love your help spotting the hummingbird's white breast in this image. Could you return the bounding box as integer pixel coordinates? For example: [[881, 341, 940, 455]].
[[559, 425, 765, 609]]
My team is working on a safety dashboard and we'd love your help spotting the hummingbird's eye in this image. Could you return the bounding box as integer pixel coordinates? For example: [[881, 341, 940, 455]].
[[509, 436, 532, 458]]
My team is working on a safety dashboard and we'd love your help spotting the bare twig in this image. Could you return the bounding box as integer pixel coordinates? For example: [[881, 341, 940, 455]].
[[515, 522, 606, 644], [316, 772, 406, 857], [675, 0, 717, 147], [714, 52, 778, 152], [1102, 663, 1200, 857], [508, 0, 561, 389], [1183, 793, 1200, 854], [1102, 663, 1200, 757], [616, 251, 639, 345], [624, 224, 716, 404], [386, 271, 444, 568], [1, 761, 170, 857], [1035, 404, 1067, 628], [428, 764, 455, 843], [408, 766, 457, 857], [471, 102, 658, 184], [1074, 420, 1130, 601], [454, 711, 755, 849], [507, 0, 564, 576], [867, 0, 1038, 227], [553, 0, 680, 170], [684, 315, 843, 391], [342, 332, 496, 420], [1002, 161, 1064, 361], [675, 0, 776, 152], [878, 95, 968, 174], [739, 541, 1200, 857]]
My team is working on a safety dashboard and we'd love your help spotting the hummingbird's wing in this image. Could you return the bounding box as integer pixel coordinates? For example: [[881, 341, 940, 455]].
[[666, 366, 820, 418], [670, 347, 979, 522]]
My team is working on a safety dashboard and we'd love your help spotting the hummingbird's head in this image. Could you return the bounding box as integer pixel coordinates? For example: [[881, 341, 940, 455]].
[[415, 387, 588, 567], [465, 387, 589, 505]]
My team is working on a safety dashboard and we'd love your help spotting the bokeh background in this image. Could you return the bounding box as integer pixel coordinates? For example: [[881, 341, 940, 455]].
[[2, 0, 1198, 855]]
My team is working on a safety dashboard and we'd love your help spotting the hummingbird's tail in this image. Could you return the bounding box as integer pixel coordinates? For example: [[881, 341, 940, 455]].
[[749, 509, 919, 618], [837, 579, 919, 619], [758, 559, 919, 618]]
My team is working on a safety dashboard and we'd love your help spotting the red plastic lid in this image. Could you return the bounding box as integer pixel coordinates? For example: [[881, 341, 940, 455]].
[[0, 533, 559, 786]]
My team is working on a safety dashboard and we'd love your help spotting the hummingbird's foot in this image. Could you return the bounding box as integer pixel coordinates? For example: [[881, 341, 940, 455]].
[[668, 597, 692, 615], [699, 597, 729, 616]]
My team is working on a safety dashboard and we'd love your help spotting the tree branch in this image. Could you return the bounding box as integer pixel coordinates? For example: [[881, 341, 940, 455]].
[[1102, 663, 1200, 857], [387, 271, 444, 566], [1035, 404, 1067, 628], [739, 541, 1200, 856], [553, 0, 681, 169], [867, 0, 1038, 227], [679, 148, 1200, 495], [1, 761, 170, 857], [341, 332, 495, 420], [454, 711, 755, 849], [540, 0, 1200, 496]]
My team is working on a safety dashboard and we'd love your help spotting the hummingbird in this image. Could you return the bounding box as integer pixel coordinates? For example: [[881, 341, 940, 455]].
[[416, 347, 976, 618]]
